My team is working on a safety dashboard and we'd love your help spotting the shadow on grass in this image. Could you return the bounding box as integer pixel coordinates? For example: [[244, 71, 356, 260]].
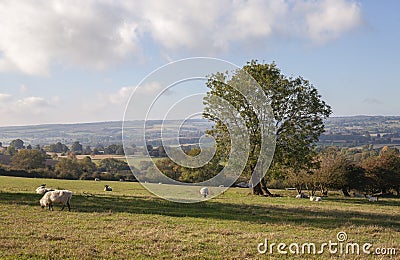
[[327, 196, 400, 207], [1, 192, 399, 231]]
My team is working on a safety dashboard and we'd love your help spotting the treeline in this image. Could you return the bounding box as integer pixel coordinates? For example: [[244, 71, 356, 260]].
[[278, 146, 400, 196], [147, 146, 400, 196], [0, 139, 133, 156], [0, 148, 136, 181]]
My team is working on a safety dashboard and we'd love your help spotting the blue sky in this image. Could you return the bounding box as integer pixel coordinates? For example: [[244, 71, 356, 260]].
[[0, 0, 399, 126]]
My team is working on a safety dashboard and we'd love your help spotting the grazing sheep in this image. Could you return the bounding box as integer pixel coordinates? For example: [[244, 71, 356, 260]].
[[200, 187, 209, 198], [40, 190, 72, 211], [310, 196, 322, 202], [94, 178, 100, 181], [104, 185, 112, 191]]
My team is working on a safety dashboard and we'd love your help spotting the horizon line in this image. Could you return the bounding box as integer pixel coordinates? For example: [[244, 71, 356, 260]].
[[0, 114, 399, 128]]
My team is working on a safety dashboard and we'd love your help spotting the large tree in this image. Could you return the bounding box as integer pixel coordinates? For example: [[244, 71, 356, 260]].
[[203, 61, 331, 195], [10, 149, 46, 170]]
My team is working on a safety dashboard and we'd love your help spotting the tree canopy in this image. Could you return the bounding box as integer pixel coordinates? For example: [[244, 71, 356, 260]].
[[10, 149, 46, 170], [203, 60, 332, 195]]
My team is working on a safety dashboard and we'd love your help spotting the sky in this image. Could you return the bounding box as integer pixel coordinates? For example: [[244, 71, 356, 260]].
[[0, 0, 399, 126]]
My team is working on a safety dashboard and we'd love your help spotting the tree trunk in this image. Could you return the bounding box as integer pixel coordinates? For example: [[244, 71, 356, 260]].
[[252, 178, 274, 196], [261, 178, 273, 196], [342, 188, 350, 197], [252, 182, 264, 195]]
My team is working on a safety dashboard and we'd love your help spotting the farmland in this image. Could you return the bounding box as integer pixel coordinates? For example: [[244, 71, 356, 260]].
[[0, 176, 399, 259]]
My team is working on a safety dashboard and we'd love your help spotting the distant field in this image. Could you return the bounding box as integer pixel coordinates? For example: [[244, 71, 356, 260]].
[[0, 176, 399, 259]]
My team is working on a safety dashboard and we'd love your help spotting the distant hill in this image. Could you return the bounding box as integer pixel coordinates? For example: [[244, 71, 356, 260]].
[[0, 116, 399, 148], [320, 116, 400, 148], [0, 120, 213, 147]]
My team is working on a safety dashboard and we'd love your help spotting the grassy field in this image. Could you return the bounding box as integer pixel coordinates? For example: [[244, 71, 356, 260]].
[[0, 176, 399, 259]]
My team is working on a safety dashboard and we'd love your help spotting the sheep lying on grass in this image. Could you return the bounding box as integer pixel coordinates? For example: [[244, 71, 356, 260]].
[[295, 193, 309, 199], [310, 196, 322, 202], [104, 185, 112, 191], [40, 190, 72, 211], [365, 195, 378, 202], [200, 187, 209, 198]]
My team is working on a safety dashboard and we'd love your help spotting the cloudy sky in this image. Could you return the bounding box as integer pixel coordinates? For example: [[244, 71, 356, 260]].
[[0, 0, 399, 126]]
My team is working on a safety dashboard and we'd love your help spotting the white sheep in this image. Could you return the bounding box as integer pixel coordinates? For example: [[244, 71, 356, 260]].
[[35, 185, 54, 195], [310, 196, 322, 202], [36, 186, 48, 195], [295, 193, 309, 199], [40, 190, 72, 211], [368, 196, 378, 202], [200, 187, 209, 198], [104, 185, 112, 191]]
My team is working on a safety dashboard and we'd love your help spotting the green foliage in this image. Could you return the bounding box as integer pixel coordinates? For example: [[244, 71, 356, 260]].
[[4, 146, 17, 156], [98, 158, 130, 173], [362, 147, 400, 194], [10, 139, 24, 149], [55, 157, 82, 179], [48, 142, 69, 153], [203, 60, 331, 194], [154, 148, 222, 183], [104, 144, 124, 155], [10, 149, 46, 170], [71, 141, 83, 154]]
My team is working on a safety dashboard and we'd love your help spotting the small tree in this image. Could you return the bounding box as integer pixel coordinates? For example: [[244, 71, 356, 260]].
[[71, 141, 83, 154], [98, 158, 129, 174], [10, 139, 24, 149]]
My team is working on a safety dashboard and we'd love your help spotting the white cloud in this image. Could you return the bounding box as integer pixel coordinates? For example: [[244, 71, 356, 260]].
[[0, 93, 11, 101], [0, 0, 140, 75], [0, 93, 58, 125], [362, 97, 383, 105], [295, 0, 363, 43], [0, 0, 363, 76], [108, 86, 136, 104]]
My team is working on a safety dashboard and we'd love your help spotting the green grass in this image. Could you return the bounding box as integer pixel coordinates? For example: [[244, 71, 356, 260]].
[[0, 176, 399, 259]]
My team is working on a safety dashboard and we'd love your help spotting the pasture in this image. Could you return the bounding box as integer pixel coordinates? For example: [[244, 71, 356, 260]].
[[0, 176, 399, 259]]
